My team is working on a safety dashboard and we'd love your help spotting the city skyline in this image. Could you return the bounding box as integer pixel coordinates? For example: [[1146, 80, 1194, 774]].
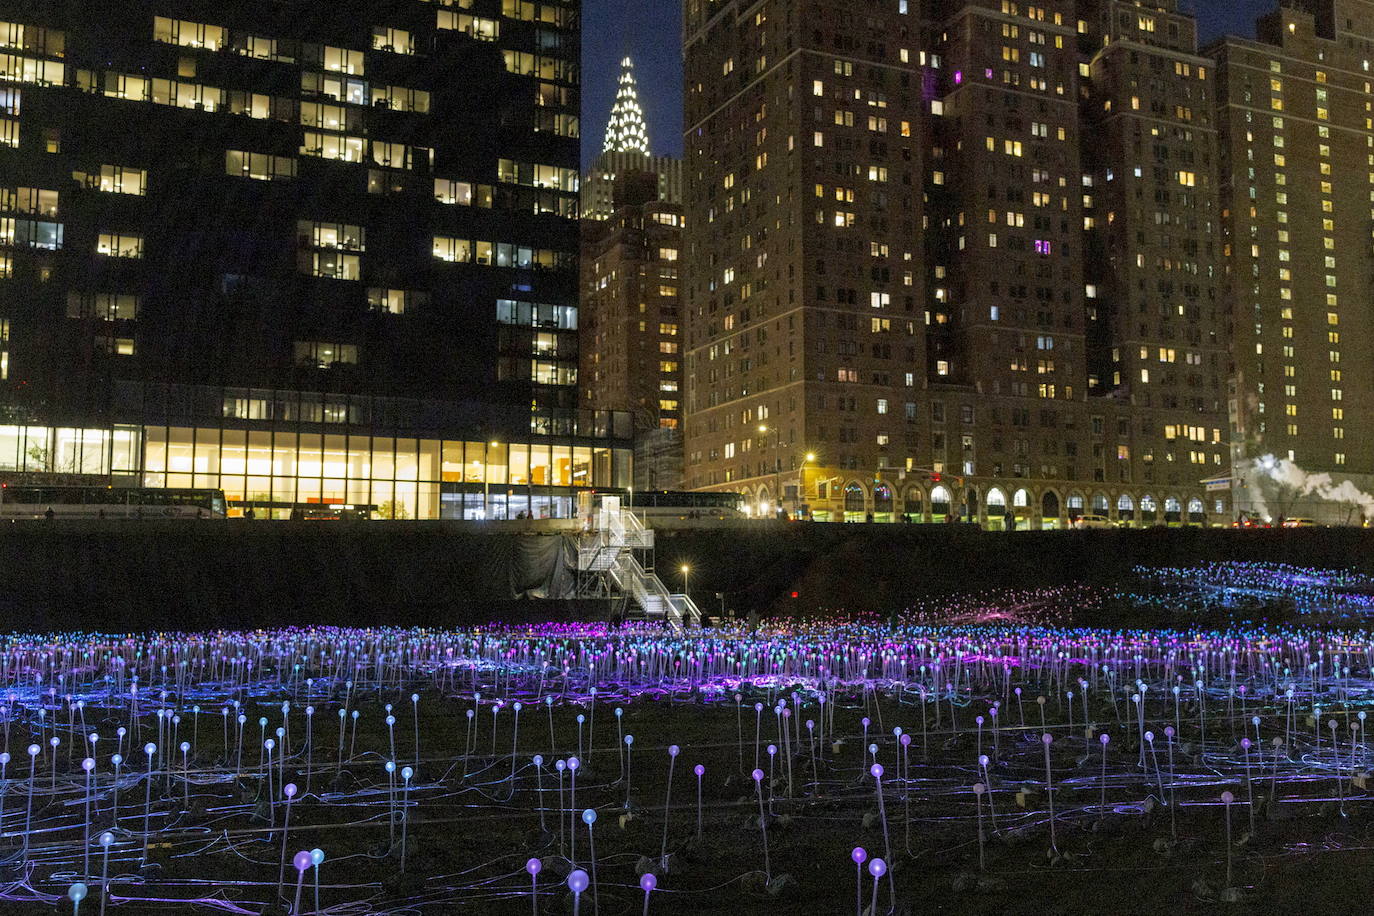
[[580, 0, 1275, 163]]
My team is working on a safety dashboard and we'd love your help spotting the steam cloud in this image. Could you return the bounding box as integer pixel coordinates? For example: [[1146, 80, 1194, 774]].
[[1250, 454, 1374, 522]]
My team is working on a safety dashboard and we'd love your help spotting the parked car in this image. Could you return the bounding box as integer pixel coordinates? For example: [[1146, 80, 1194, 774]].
[[1073, 514, 1114, 530], [1281, 518, 1318, 528]]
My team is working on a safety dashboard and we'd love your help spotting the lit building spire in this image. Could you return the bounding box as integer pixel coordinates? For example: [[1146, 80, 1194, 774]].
[[602, 56, 651, 155]]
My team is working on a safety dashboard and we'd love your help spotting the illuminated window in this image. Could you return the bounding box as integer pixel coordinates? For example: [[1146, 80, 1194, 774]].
[[435, 13, 499, 40], [432, 236, 473, 262], [294, 341, 358, 368], [367, 288, 427, 314], [66, 292, 139, 320], [322, 46, 364, 74], [152, 16, 225, 50], [96, 232, 141, 258], [301, 132, 365, 162], [225, 151, 295, 181], [0, 53, 64, 86]]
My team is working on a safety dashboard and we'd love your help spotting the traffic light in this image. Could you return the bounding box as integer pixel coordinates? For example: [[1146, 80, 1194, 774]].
[[929, 472, 942, 483]]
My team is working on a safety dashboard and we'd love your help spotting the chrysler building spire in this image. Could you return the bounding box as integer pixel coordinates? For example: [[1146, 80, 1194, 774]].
[[602, 56, 651, 155]]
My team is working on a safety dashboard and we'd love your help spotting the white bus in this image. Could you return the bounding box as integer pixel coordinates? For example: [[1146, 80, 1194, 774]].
[[0, 485, 227, 519]]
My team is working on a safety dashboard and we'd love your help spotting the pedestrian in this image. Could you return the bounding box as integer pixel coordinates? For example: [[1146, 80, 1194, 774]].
[[43, 506, 54, 521]]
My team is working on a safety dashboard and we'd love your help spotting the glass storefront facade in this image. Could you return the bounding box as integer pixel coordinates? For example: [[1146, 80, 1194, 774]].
[[0, 423, 631, 519]]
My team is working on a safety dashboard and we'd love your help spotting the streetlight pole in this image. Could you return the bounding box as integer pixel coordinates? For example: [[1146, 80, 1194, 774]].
[[758, 425, 781, 517], [484, 440, 499, 520], [800, 453, 815, 518], [680, 564, 690, 598]]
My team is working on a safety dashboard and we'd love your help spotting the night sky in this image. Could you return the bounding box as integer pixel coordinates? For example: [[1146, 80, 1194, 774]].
[[580, 0, 1275, 166]]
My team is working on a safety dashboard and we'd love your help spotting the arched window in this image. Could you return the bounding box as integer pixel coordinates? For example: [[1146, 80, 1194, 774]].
[[1092, 492, 1110, 514], [1140, 494, 1158, 522], [1117, 493, 1135, 521], [873, 483, 893, 511], [1164, 496, 1182, 523], [904, 487, 924, 516], [1041, 490, 1060, 519], [874, 483, 894, 518], [1012, 488, 1030, 508], [843, 482, 865, 513], [930, 485, 951, 516], [986, 488, 1007, 512], [1187, 497, 1205, 523]]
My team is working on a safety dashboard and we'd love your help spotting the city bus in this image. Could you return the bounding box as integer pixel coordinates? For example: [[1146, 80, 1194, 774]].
[[0, 485, 228, 519], [590, 489, 746, 520]]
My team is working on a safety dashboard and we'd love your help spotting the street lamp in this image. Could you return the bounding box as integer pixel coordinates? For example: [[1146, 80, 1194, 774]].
[[758, 424, 782, 517], [800, 452, 816, 518], [484, 440, 499, 520], [680, 564, 690, 598]]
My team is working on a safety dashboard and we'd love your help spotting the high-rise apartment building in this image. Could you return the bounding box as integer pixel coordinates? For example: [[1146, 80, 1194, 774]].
[[580, 64, 685, 491], [682, 0, 1229, 527], [0, 0, 632, 519], [582, 57, 683, 220], [1213, 0, 1374, 522]]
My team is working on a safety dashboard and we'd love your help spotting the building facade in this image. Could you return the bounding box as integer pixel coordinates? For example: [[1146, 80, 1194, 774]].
[[1213, 0, 1374, 524], [579, 53, 686, 492], [0, 0, 632, 518], [681, 0, 1230, 527]]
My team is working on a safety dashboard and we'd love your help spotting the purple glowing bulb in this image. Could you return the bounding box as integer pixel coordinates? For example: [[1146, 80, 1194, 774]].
[[871, 763, 883, 778], [567, 869, 589, 894], [284, 783, 297, 798], [294, 850, 313, 873], [669, 745, 680, 757], [694, 764, 705, 777], [640, 872, 657, 892], [868, 858, 887, 878], [526, 857, 542, 876], [752, 768, 764, 782]]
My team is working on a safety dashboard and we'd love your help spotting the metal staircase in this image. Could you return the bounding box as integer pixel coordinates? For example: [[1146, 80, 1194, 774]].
[[577, 496, 700, 631]]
